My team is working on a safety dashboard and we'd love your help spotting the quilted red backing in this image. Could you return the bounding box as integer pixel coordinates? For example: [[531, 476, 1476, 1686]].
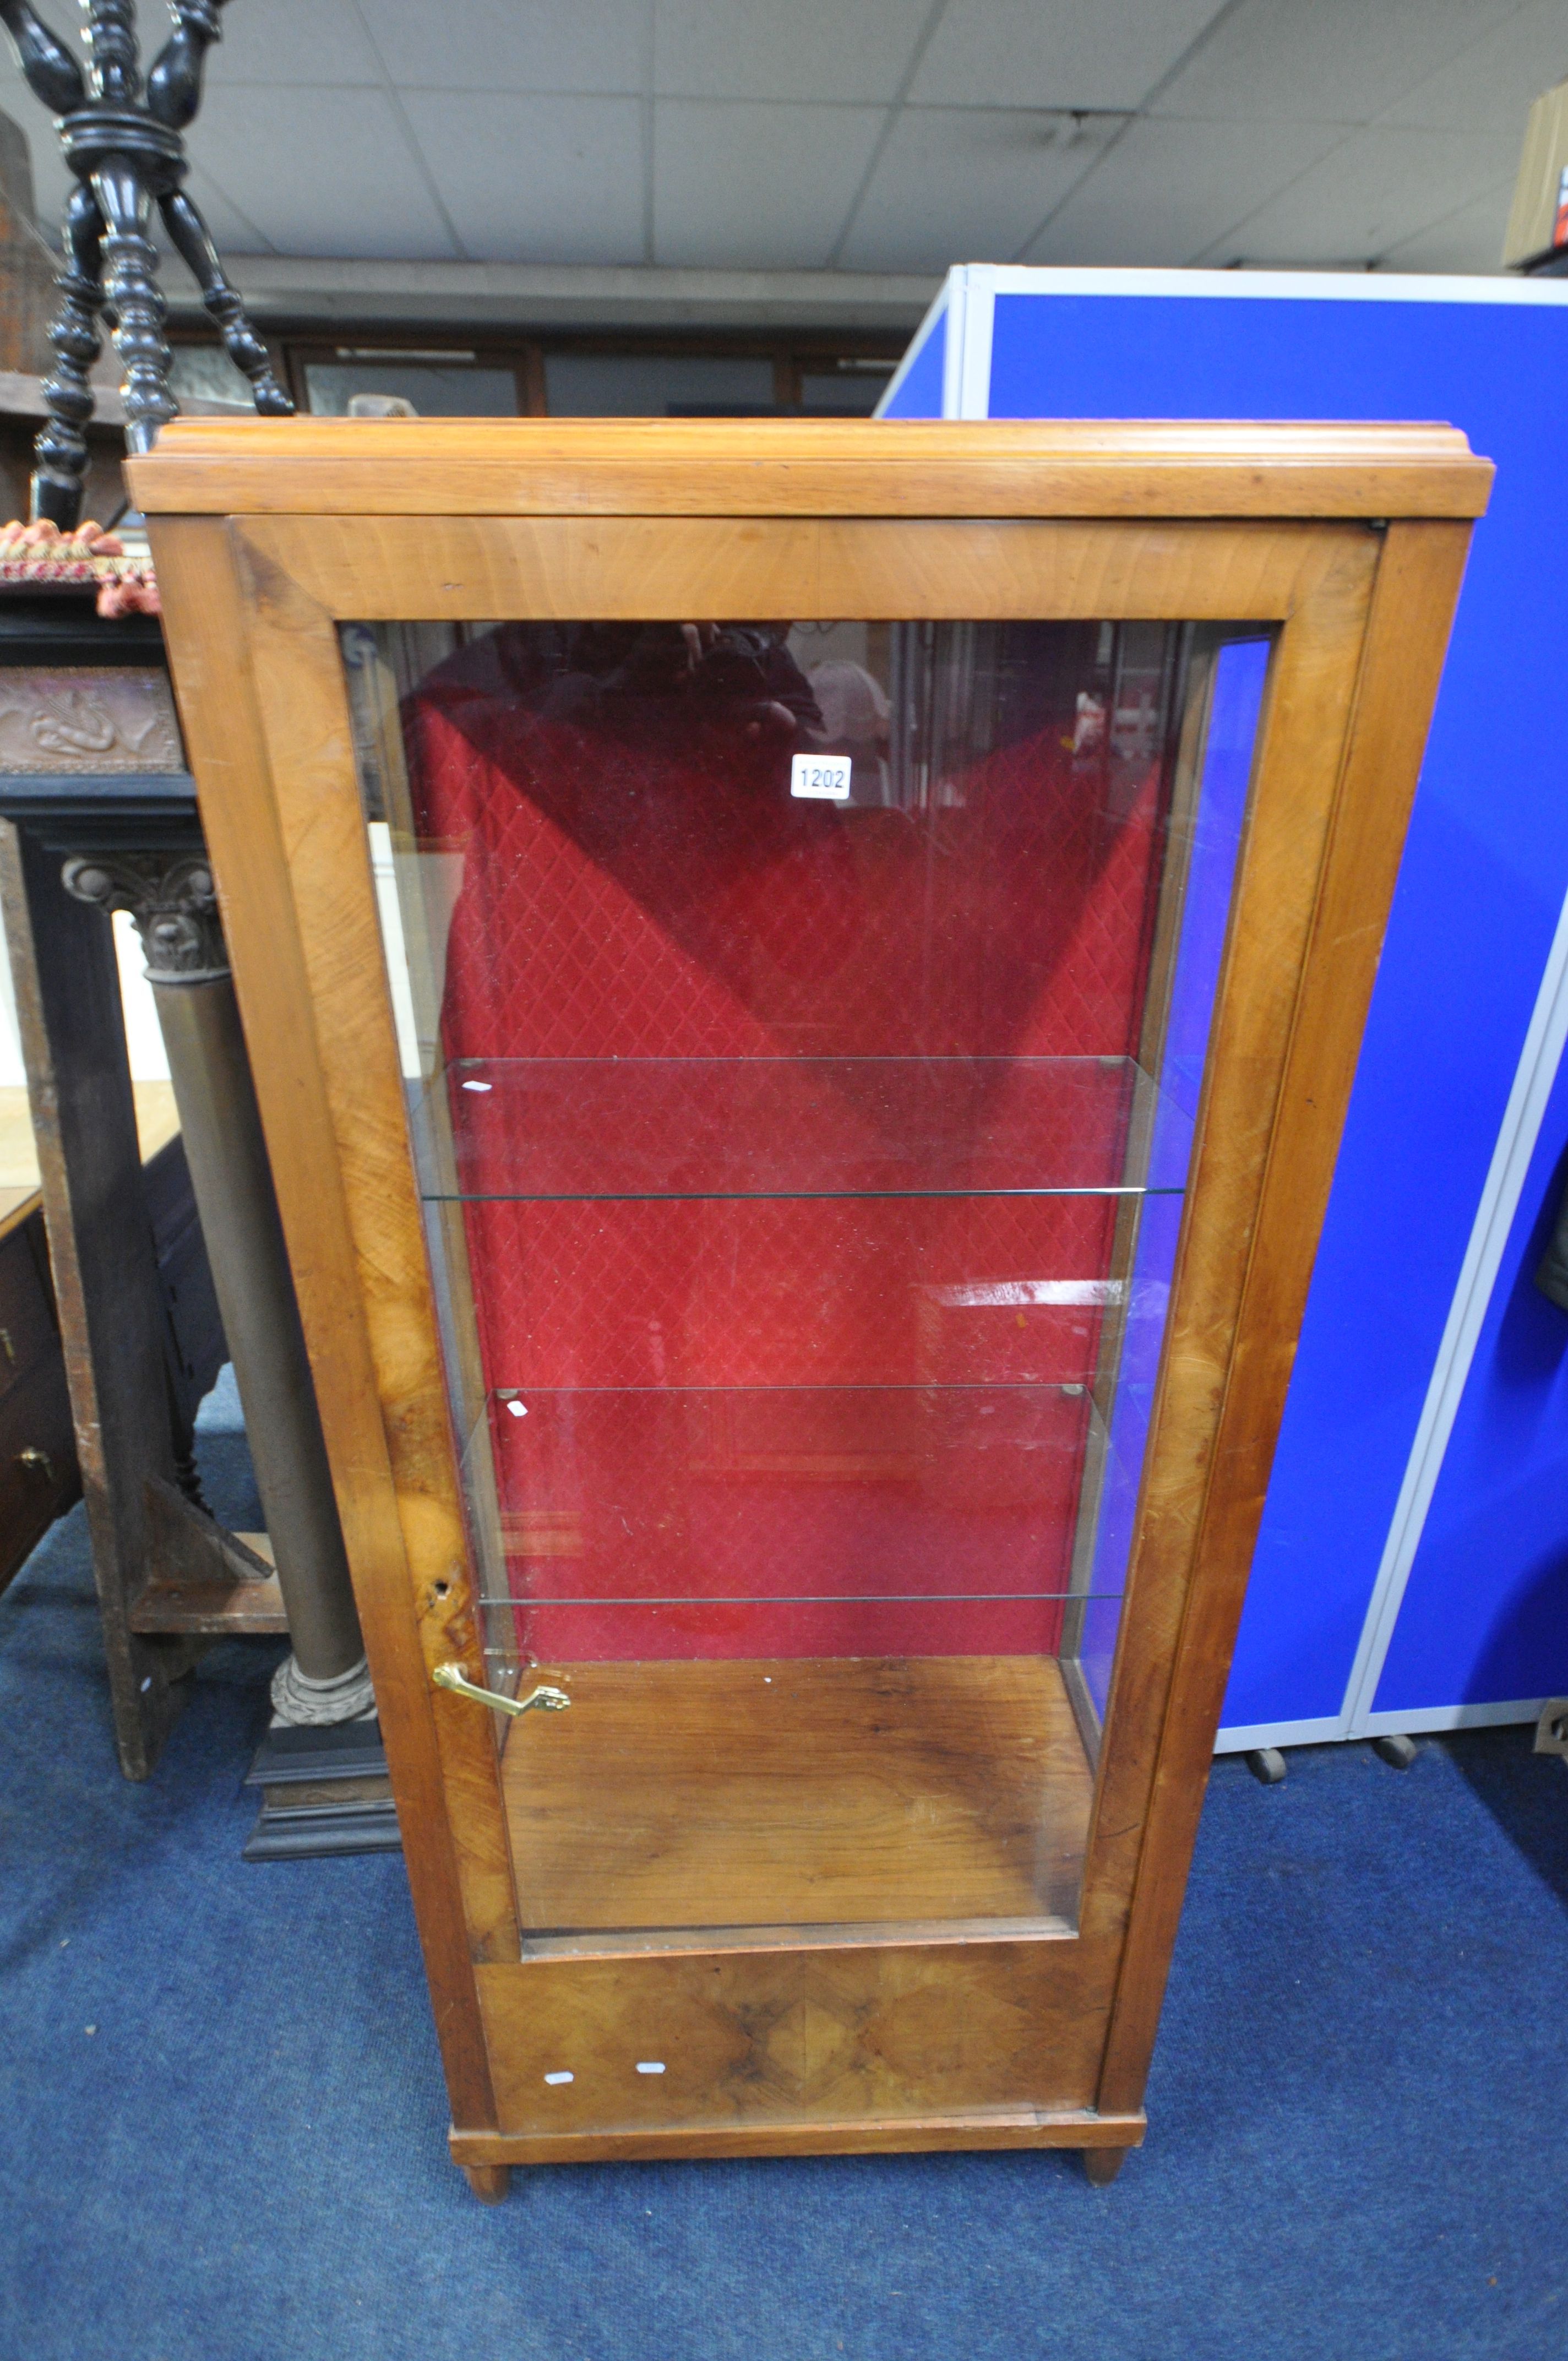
[[402, 629, 1168, 1661]]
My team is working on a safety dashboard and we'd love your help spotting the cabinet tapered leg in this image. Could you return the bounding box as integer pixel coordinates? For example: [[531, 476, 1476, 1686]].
[[462, 2164, 510, 2205], [1083, 2146, 1128, 2186]]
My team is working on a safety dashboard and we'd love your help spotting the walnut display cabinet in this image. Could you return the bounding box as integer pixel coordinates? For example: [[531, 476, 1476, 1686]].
[[130, 418, 1488, 2200]]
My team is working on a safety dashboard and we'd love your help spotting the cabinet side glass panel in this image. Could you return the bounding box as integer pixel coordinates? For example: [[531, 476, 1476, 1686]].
[[340, 615, 1268, 1946]]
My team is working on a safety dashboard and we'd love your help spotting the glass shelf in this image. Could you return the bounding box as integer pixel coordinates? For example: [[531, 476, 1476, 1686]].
[[461, 1379, 1133, 1672], [411, 1054, 1191, 1203]]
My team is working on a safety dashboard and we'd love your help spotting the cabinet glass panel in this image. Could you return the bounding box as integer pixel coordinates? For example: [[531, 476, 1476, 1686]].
[[342, 616, 1270, 1948]]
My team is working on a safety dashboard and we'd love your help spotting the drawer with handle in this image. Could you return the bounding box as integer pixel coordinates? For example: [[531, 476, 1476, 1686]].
[[0, 1346, 78, 1588], [0, 1200, 62, 1405]]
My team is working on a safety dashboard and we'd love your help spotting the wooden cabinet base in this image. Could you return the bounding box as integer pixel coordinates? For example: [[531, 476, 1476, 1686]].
[[449, 2110, 1146, 2170]]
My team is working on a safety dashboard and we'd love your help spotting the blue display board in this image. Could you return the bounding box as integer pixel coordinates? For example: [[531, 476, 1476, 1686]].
[[882, 267, 1568, 1748]]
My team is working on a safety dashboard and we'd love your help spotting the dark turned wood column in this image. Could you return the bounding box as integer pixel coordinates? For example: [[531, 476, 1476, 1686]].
[[62, 847, 374, 1724]]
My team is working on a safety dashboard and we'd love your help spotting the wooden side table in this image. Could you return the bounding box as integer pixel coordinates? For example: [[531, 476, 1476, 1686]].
[[0, 583, 380, 1817], [0, 587, 263, 1773]]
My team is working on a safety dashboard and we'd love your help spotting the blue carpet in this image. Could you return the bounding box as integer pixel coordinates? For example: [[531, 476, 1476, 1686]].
[[2, 1375, 1566, 2360]]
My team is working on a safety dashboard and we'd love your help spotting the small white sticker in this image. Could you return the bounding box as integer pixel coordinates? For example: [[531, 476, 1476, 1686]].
[[790, 752, 852, 802], [461, 1079, 492, 1093], [505, 1400, 528, 1418], [635, 2061, 666, 2075], [543, 2070, 574, 2086]]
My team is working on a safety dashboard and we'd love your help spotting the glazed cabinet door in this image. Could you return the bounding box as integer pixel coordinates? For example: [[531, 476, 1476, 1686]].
[[337, 602, 1269, 2082]]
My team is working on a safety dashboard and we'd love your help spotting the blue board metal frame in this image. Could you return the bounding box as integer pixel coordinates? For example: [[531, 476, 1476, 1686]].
[[881, 265, 1568, 1750]]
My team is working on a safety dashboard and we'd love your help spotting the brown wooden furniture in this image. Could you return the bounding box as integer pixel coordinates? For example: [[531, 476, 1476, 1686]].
[[0, 1131, 226, 1606], [134, 416, 1487, 2197], [1, 578, 389, 1831], [0, 587, 257, 1775], [0, 1187, 77, 1584]]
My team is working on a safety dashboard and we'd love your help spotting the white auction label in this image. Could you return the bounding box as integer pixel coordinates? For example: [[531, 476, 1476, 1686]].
[[790, 752, 852, 801]]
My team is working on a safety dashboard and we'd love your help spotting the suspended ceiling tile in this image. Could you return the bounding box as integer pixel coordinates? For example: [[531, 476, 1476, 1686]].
[[1201, 121, 1525, 263], [204, 0, 380, 86], [358, 0, 649, 95], [653, 100, 883, 267], [1378, 177, 1516, 271], [1382, 0, 1568, 132], [186, 85, 461, 260], [840, 105, 1120, 273], [1023, 113, 1348, 268], [402, 90, 646, 264], [911, 0, 1231, 111], [654, 0, 931, 104], [177, 162, 275, 258], [1153, 0, 1522, 124]]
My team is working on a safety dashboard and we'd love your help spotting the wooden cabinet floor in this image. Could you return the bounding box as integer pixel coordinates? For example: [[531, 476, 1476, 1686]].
[[505, 1653, 1093, 1946]]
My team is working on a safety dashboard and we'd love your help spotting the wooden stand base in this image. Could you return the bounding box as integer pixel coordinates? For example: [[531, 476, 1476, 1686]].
[[241, 1715, 400, 1860]]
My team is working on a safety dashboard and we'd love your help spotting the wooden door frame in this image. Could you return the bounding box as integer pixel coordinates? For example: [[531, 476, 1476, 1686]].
[[133, 419, 1485, 2166]]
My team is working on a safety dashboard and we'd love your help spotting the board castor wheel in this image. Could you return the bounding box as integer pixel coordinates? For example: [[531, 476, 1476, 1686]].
[[1372, 1733, 1418, 1770], [462, 2163, 511, 2204], [1246, 1747, 1287, 1785], [1083, 2146, 1128, 2185]]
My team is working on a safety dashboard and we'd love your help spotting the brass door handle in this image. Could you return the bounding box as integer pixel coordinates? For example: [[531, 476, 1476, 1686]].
[[432, 1663, 570, 1717], [17, 1446, 55, 1482]]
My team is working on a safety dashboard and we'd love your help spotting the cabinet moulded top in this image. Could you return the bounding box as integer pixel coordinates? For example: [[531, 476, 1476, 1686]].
[[126, 416, 1492, 523]]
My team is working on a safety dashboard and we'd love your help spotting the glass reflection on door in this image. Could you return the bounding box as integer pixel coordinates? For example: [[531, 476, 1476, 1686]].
[[342, 612, 1270, 1949]]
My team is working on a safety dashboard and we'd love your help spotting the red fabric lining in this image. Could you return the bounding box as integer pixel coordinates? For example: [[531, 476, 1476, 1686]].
[[406, 655, 1165, 1660]]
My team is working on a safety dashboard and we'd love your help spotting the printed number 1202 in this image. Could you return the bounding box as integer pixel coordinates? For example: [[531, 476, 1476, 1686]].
[[790, 752, 852, 801]]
